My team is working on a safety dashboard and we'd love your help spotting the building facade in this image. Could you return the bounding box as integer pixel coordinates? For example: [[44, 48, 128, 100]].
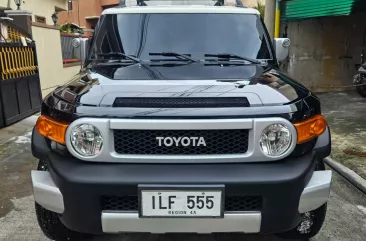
[[58, 0, 120, 36], [0, 0, 81, 97], [280, 0, 366, 92], [58, 0, 265, 36], [243, 0, 265, 7], [0, 0, 69, 25]]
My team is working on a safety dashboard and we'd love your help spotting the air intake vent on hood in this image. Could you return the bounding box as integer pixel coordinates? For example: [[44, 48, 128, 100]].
[[113, 97, 250, 108]]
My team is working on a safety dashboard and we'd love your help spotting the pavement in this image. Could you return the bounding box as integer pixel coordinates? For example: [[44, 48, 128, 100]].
[[318, 91, 366, 179], [0, 92, 366, 241]]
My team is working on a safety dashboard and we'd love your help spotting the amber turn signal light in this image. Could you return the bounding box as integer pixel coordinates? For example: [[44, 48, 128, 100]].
[[36, 116, 69, 144], [294, 115, 327, 144]]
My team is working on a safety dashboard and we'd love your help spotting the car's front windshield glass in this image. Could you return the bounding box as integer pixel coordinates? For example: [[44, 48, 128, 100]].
[[89, 13, 272, 62]]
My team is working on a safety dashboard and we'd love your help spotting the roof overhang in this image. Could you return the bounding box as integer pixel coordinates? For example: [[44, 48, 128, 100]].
[[281, 0, 366, 22], [85, 16, 100, 19]]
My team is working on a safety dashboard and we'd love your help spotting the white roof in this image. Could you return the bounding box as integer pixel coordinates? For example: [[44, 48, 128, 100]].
[[102, 6, 260, 15]]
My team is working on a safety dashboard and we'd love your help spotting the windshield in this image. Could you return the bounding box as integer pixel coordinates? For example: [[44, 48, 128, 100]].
[[89, 13, 272, 62]]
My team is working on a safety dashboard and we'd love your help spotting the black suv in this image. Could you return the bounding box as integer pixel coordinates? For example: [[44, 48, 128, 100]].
[[31, 2, 332, 241]]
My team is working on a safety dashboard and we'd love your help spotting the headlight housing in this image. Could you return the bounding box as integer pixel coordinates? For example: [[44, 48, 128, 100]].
[[70, 124, 103, 156], [259, 124, 292, 157]]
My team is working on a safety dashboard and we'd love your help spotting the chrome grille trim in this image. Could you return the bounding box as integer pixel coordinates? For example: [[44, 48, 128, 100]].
[[110, 118, 253, 130], [65, 118, 297, 163]]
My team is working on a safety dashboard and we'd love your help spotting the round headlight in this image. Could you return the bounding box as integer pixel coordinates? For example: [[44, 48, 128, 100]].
[[259, 124, 292, 157], [70, 124, 103, 156]]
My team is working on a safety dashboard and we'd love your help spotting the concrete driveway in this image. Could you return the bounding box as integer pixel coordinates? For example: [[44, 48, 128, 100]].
[[317, 91, 366, 179], [1, 92, 366, 241]]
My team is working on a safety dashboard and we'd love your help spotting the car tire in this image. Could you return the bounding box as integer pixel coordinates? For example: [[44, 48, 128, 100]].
[[35, 160, 91, 241], [276, 203, 327, 240], [277, 158, 327, 240], [356, 85, 366, 98], [315, 158, 326, 171], [355, 75, 366, 98], [35, 202, 90, 241]]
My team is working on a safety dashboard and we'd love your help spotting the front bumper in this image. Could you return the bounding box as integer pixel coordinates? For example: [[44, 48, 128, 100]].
[[32, 169, 331, 234], [31, 130, 332, 234]]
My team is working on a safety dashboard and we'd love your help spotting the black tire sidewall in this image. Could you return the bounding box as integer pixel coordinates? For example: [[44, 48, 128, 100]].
[[277, 158, 328, 239], [356, 75, 366, 97], [35, 160, 90, 241], [277, 203, 327, 240]]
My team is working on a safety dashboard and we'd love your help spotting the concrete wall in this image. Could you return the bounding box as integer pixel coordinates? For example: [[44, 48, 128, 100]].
[[282, 13, 366, 92], [0, 0, 68, 24], [32, 26, 80, 97], [59, 0, 103, 28], [100, 0, 120, 7], [242, 0, 265, 7], [58, 0, 119, 30]]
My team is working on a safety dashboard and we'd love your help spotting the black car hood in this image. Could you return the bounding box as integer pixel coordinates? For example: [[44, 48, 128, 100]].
[[54, 63, 308, 108]]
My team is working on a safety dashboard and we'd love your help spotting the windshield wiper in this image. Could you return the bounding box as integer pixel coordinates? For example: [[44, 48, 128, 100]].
[[149, 52, 198, 62], [97, 52, 141, 63], [204, 53, 261, 64]]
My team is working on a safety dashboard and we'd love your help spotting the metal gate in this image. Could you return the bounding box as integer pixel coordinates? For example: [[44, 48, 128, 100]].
[[0, 20, 42, 128]]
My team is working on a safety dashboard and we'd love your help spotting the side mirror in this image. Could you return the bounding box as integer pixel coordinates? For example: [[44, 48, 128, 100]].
[[72, 38, 90, 63], [273, 38, 291, 62]]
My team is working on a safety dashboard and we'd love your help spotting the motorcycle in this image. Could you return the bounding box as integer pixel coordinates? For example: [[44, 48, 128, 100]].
[[353, 30, 366, 97]]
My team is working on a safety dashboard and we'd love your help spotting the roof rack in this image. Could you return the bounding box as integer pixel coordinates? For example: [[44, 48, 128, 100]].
[[119, 0, 245, 7], [137, 0, 147, 6]]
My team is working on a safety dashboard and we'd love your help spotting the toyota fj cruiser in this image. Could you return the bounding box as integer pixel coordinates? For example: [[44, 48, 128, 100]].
[[31, 0, 332, 240]]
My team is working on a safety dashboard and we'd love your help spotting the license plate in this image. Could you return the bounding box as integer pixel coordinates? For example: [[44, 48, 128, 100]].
[[139, 188, 223, 218]]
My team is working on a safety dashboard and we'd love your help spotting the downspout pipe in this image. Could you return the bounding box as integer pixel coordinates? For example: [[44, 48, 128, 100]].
[[274, 0, 280, 38]]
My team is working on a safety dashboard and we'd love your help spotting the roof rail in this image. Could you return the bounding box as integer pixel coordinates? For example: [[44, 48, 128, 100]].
[[131, 0, 245, 7], [215, 0, 244, 7]]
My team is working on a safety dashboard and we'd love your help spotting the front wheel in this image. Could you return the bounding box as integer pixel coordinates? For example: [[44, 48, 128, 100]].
[[355, 75, 366, 97], [277, 158, 327, 240], [35, 202, 91, 241], [35, 159, 91, 241], [276, 203, 327, 240]]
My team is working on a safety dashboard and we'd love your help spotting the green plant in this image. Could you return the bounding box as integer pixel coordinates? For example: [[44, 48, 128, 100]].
[[59, 23, 79, 34], [253, 0, 265, 17]]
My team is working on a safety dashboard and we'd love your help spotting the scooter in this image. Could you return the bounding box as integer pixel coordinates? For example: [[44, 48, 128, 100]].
[[353, 30, 366, 97]]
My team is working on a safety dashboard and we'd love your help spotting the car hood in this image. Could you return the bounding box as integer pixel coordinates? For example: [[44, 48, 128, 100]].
[[54, 64, 309, 108]]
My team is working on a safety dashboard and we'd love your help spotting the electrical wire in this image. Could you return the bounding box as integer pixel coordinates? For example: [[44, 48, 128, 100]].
[[77, 0, 82, 69], [0, 20, 8, 43], [0, 31, 8, 43]]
